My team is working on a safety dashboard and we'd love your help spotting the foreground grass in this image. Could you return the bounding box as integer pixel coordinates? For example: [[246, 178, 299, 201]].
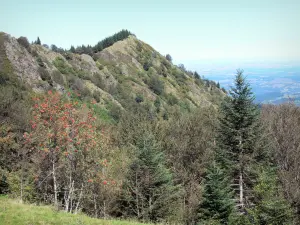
[[0, 196, 150, 225]]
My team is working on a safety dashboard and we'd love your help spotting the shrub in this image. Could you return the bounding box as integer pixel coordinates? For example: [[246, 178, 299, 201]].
[[17, 37, 30, 50], [109, 104, 122, 122], [135, 94, 144, 103], [36, 56, 45, 67], [38, 67, 52, 85], [143, 61, 152, 71], [162, 59, 171, 69], [165, 93, 178, 106], [154, 97, 161, 113], [81, 86, 92, 98], [93, 90, 101, 102], [53, 57, 72, 75], [51, 70, 65, 86], [147, 76, 164, 95], [70, 78, 84, 92], [137, 41, 143, 52], [91, 73, 105, 90], [166, 54, 172, 62]]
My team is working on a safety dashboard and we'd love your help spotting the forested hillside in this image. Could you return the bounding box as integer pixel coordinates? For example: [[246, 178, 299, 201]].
[[1, 30, 299, 224]]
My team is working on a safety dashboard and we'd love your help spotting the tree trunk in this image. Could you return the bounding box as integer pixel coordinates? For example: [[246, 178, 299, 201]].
[[239, 170, 244, 209], [74, 183, 84, 214], [65, 175, 73, 212], [93, 194, 98, 218], [52, 160, 58, 208], [135, 171, 140, 218]]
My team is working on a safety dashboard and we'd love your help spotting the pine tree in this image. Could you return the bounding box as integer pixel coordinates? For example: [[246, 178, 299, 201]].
[[120, 133, 181, 222], [36, 37, 41, 45], [199, 162, 234, 224], [216, 69, 261, 211], [194, 71, 200, 80], [252, 166, 293, 225], [70, 45, 75, 53]]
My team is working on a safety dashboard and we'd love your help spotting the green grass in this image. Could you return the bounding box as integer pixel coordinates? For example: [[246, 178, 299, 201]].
[[0, 196, 151, 225]]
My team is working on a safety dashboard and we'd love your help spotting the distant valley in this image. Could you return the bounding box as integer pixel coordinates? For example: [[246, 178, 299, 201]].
[[184, 60, 300, 105]]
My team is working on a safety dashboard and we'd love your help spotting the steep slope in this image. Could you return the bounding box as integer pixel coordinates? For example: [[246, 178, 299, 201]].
[[0, 31, 225, 121]]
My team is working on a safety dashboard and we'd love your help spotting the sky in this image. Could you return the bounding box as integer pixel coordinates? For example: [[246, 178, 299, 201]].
[[1, 0, 300, 64]]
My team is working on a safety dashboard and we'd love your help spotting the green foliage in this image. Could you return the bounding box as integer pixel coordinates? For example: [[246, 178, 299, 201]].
[[143, 61, 152, 71], [171, 68, 186, 86], [120, 133, 182, 222], [35, 37, 41, 45], [0, 34, 19, 86], [165, 54, 172, 62], [93, 90, 101, 102], [108, 103, 122, 122], [93, 29, 133, 52], [70, 45, 75, 53], [165, 93, 178, 106], [251, 167, 293, 225], [0, 196, 151, 225], [147, 76, 164, 95], [217, 69, 261, 169], [154, 98, 161, 113], [53, 57, 75, 75], [53, 56, 89, 80], [194, 71, 200, 80], [198, 163, 234, 224], [215, 69, 269, 219], [51, 70, 65, 86], [91, 73, 106, 90], [135, 94, 144, 103], [38, 67, 52, 85], [36, 56, 45, 67]]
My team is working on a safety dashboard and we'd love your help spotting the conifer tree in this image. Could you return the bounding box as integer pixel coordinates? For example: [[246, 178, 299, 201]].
[[216, 69, 261, 211], [120, 133, 181, 222], [36, 37, 41, 45], [70, 45, 75, 53], [252, 167, 293, 225], [199, 162, 234, 224]]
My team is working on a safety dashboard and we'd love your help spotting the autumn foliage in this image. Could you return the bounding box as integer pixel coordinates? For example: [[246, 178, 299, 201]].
[[24, 91, 98, 157], [23, 91, 116, 213]]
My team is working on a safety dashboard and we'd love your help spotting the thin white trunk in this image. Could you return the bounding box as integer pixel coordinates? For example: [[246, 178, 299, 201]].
[[52, 160, 58, 208], [103, 201, 106, 219], [74, 183, 84, 214], [65, 176, 73, 212], [239, 171, 244, 209]]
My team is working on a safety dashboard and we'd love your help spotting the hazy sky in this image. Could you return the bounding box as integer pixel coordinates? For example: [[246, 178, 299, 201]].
[[1, 0, 299, 63]]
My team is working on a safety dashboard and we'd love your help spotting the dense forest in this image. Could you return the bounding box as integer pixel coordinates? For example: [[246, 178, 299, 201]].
[[1, 31, 300, 225]]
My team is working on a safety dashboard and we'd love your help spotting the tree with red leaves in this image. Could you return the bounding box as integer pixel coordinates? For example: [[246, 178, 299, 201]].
[[24, 91, 101, 211]]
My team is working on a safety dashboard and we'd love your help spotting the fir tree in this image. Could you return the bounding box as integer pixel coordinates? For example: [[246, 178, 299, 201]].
[[70, 45, 75, 53], [199, 162, 234, 224], [120, 133, 181, 222], [252, 167, 293, 225], [194, 71, 200, 80], [216, 69, 262, 211], [36, 37, 41, 45]]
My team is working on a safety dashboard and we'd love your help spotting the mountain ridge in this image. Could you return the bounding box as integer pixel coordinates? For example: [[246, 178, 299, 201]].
[[0, 31, 225, 121]]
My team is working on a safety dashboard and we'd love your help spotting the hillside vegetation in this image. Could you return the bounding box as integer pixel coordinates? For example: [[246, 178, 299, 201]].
[[1, 30, 300, 224], [0, 30, 225, 124], [0, 196, 151, 225]]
